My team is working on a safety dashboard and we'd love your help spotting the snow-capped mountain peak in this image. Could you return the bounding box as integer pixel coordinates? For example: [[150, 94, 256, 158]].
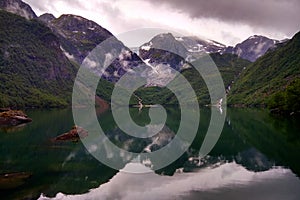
[[225, 35, 280, 62], [175, 36, 227, 54]]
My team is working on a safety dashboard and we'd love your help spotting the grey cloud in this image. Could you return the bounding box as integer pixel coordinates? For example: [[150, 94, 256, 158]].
[[23, 0, 53, 13], [24, 0, 139, 35], [22, 0, 299, 45], [148, 0, 300, 35], [23, 0, 86, 16]]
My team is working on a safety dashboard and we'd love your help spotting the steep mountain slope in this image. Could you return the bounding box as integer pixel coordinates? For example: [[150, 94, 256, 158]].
[[0, 0, 37, 19], [133, 53, 250, 105], [210, 53, 251, 90], [228, 31, 300, 108], [2, 0, 293, 109], [40, 14, 113, 64], [0, 10, 77, 108], [137, 33, 252, 88], [39, 13, 145, 82], [0, 0, 144, 108], [139, 33, 228, 68], [139, 33, 189, 71], [225, 35, 280, 62]]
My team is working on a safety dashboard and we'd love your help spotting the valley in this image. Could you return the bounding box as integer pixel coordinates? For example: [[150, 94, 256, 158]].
[[0, 1, 299, 200]]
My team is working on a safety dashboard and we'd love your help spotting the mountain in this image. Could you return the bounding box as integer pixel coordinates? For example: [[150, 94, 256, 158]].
[[0, 0, 37, 19], [228, 31, 300, 112], [225, 35, 280, 62], [0, 10, 77, 108], [39, 13, 145, 82], [137, 33, 192, 86], [175, 34, 283, 62], [1, 0, 295, 109], [138, 33, 230, 86], [39, 14, 113, 64], [139, 33, 189, 71], [137, 33, 253, 88], [38, 13, 56, 24], [0, 0, 145, 108], [139, 33, 228, 67], [175, 36, 226, 54], [133, 53, 250, 106], [139, 33, 283, 65]]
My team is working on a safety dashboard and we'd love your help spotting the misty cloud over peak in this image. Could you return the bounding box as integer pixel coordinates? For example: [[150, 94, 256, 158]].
[[149, 0, 300, 35]]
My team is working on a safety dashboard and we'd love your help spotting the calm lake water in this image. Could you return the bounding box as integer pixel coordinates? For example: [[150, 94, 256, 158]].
[[0, 107, 300, 200]]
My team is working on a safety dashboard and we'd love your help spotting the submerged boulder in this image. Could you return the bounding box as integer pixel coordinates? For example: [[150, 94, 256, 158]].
[[0, 110, 32, 126], [53, 126, 88, 142], [0, 172, 32, 190]]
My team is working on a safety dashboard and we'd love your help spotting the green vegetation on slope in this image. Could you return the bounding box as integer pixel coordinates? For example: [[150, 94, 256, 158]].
[[0, 10, 257, 108], [228, 31, 300, 108], [130, 53, 250, 105], [267, 78, 300, 115], [96, 79, 115, 102], [0, 11, 77, 108]]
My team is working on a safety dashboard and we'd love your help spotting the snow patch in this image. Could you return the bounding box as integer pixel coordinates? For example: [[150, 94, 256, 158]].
[[113, 71, 120, 78], [118, 49, 132, 61], [60, 46, 75, 60], [188, 44, 204, 53], [103, 53, 114, 68], [248, 35, 258, 40], [84, 57, 97, 68], [175, 37, 184, 41], [74, 16, 83, 21], [141, 42, 153, 51], [146, 64, 177, 87], [236, 47, 243, 57], [143, 59, 155, 70], [140, 59, 178, 87], [253, 42, 267, 55], [207, 40, 225, 47]]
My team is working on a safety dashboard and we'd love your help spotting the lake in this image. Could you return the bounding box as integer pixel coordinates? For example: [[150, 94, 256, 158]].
[[0, 107, 300, 200]]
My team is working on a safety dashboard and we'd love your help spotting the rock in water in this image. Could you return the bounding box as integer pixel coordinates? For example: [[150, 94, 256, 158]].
[[0, 110, 32, 126], [0, 172, 32, 190], [53, 126, 88, 142]]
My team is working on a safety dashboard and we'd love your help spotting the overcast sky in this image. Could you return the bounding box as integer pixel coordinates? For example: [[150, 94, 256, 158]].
[[23, 0, 299, 46]]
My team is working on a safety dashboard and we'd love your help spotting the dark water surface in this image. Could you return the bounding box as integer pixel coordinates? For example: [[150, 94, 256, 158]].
[[0, 107, 299, 200]]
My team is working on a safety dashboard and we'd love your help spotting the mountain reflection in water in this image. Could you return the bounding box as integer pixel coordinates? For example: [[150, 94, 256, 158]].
[[0, 107, 299, 200]]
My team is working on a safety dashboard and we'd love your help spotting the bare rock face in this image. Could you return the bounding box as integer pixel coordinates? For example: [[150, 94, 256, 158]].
[[139, 33, 189, 71], [224, 35, 280, 62], [0, 0, 37, 19], [38, 13, 56, 24], [39, 14, 145, 82], [0, 110, 32, 126], [43, 14, 113, 64]]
